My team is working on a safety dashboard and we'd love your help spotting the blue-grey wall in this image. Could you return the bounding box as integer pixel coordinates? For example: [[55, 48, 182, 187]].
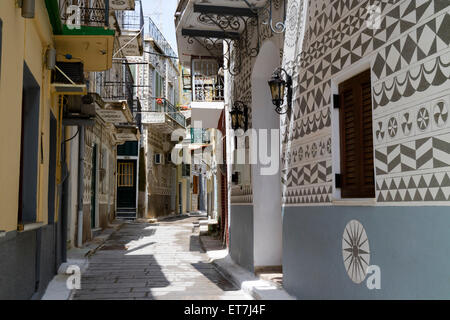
[[229, 205, 254, 271], [283, 206, 450, 299], [0, 224, 58, 300]]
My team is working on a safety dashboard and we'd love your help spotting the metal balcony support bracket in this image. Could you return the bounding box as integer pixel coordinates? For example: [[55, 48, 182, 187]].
[[182, 4, 261, 76], [241, 0, 287, 34]]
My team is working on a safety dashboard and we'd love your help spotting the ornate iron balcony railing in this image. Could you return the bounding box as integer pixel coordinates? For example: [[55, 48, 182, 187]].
[[59, 0, 109, 28], [148, 97, 186, 128], [192, 59, 224, 102]]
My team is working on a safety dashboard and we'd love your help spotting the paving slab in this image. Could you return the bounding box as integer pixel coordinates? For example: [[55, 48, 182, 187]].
[[70, 216, 251, 300]]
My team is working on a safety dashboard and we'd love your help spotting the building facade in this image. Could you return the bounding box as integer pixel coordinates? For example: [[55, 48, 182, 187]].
[[134, 17, 188, 219], [0, 0, 141, 299], [175, 0, 450, 299]]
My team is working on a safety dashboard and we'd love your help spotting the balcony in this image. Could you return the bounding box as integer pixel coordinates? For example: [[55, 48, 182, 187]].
[[147, 18, 178, 66], [90, 61, 137, 129], [119, 0, 144, 56], [189, 58, 225, 129], [141, 98, 187, 134], [45, 0, 116, 71]]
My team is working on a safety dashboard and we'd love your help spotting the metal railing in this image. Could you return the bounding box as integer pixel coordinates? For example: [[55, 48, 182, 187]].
[[59, 0, 109, 28], [192, 59, 224, 102], [147, 18, 178, 66], [122, 0, 144, 35], [147, 97, 186, 128], [95, 63, 135, 108]]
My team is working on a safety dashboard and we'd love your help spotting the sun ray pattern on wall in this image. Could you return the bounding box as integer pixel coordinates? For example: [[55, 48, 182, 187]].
[[342, 220, 370, 284]]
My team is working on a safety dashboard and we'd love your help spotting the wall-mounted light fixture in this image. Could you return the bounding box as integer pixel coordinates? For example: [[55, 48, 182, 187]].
[[230, 101, 248, 131], [268, 67, 292, 115], [17, 0, 35, 19]]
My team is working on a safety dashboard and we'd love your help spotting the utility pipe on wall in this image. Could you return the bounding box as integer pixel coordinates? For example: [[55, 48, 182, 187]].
[[76, 126, 85, 248]]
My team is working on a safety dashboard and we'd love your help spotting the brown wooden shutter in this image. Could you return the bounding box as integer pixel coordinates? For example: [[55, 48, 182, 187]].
[[339, 70, 375, 198], [193, 175, 199, 194]]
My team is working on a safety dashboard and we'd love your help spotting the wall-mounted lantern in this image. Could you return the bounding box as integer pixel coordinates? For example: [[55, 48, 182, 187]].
[[230, 101, 248, 131], [268, 67, 292, 114]]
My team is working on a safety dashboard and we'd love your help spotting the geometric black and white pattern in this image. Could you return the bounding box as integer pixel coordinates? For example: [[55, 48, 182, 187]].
[[283, 184, 333, 204], [376, 172, 450, 201], [281, 160, 332, 188], [375, 133, 450, 174], [281, 0, 450, 205]]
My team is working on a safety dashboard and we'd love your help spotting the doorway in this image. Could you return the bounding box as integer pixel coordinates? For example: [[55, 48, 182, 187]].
[[48, 113, 57, 224], [18, 63, 40, 224], [116, 159, 137, 218]]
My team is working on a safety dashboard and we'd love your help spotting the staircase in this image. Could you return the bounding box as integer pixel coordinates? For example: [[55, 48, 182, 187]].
[[116, 207, 137, 219]]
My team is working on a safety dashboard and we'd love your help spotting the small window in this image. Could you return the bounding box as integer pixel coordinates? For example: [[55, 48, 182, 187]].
[[118, 162, 134, 187], [339, 70, 375, 198]]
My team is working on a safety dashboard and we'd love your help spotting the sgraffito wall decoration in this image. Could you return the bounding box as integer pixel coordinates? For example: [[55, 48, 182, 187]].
[[281, 0, 450, 205]]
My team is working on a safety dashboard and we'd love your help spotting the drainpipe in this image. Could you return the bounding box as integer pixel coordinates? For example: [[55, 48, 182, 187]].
[[77, 126, 85, 248]]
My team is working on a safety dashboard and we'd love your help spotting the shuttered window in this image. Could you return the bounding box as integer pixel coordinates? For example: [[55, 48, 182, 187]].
[[339, 70, 375, 198]]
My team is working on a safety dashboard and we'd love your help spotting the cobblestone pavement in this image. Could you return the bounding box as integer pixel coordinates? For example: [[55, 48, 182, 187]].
[[72, 216, 252, 300]]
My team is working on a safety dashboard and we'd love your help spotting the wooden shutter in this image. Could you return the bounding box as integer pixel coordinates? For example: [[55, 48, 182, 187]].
[[339, 70, 375, 198], [193, 175, 199, 194]]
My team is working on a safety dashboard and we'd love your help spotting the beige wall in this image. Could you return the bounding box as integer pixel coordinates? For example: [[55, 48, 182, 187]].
[[0, 1, 55, 232]]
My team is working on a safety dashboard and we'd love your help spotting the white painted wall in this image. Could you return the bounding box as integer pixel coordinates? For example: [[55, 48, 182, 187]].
[[251, 40, 283, 268]]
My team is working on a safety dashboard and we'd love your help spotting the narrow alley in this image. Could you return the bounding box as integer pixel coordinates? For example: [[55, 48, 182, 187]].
[[72, 216, 251, 300]]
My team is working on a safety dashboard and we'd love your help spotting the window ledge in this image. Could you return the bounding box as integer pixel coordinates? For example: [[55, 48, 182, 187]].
[[18, 222, 44, 232], [332, 198, 376, 206]]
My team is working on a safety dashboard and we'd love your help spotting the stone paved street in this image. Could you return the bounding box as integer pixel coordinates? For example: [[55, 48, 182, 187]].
[[72, 216, 252, 300]]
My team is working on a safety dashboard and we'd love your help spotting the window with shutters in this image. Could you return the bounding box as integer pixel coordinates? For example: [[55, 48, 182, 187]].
[[338, 70, 375, 198]]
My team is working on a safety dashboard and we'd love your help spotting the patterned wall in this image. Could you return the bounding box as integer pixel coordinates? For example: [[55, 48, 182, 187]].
[[281, 0, 450, 205], [228, 1, 285, 204]]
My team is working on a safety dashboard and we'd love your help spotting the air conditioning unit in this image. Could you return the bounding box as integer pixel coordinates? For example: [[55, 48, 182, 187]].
[[154, 153, 164, 165], [51, 62, 87, 95], [63, 95, 96, 126]]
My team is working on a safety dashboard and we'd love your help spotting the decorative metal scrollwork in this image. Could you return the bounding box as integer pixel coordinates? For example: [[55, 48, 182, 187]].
[[191, 11, 260, 75], [243, 0, 287, 34]]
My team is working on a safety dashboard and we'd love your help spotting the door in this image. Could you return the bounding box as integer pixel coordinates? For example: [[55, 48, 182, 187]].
[[91, 144, 97, 229], [117, 160, 137, 209]]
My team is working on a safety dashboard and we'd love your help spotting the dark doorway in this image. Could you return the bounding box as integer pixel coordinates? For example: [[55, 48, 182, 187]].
[[116, 159, 137, 218], [18, 63, 40, 224], [91, 144, 97, 229], [48, 113, 57, 224]]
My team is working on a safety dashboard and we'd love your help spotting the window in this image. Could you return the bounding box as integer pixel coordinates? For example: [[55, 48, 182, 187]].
[[118, 162, 134, 187], [339, 70, 375, 198]]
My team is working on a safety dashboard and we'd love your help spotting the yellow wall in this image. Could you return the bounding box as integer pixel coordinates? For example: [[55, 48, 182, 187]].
[[0, 1, 56, 232]]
